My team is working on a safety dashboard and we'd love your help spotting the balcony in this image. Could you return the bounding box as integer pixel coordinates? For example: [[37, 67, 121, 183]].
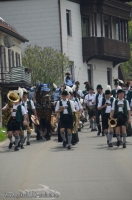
[[82, 37, 130, 66]]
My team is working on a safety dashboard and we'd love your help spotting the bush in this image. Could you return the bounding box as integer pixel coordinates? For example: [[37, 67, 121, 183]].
[[0, 127, 7, 142]]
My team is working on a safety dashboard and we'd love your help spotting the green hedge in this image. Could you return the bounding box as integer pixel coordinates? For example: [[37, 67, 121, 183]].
[[0, 127, 7, 142]]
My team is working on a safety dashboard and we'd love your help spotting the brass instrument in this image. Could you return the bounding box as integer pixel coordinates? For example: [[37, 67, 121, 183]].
[[108, 118, 117, 128], [26, 122, 33, 132], [2, 92, 20, 125]]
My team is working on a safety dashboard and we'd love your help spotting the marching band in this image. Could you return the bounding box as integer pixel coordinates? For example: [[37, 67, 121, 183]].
[[2, 74, 132, 151]]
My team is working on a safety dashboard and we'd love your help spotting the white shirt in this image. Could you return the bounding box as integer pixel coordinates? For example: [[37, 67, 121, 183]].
[[74, 97, 82, 110], [77, 90, 84, 98], [112, 99, 130, 112], [84, 93, 96, 106], [95, 93, 104, 106], [71, 99, 79, 111], [98, 97, 114, 113], [22, 99, 35, 114], [12, 104, 26, 117], [55, 99, 75, 114]]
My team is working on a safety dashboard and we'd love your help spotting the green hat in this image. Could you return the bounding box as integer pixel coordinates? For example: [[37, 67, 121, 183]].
[[117, 89, 124, 94], [105, 90, 111, 95], [96, 84, 103, 89], [89, 86, 94, 90], [61, 90, 68, 96]]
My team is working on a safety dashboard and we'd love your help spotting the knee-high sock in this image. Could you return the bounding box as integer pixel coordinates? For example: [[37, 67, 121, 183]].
[[8, 136, 12, 143], [61, 132, 66, 141], [27, 131, 31, 142], [116, 134, 120, 141], [20, 135, 24, 145], [108, 132, 114, 143], [123, 133, 127, 144], [84, 111, 88, 119], [90, 120, 93, 128], [105, 132, 109, 140], [93, 119, 97, 129], [15, 136, 19, 147], [68, 134, 72, 146], [98, 124, 101, 132]]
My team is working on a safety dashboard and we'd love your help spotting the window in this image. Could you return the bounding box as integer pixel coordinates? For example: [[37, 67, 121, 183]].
[[68, 62, 74, 79], [16, 53, 20, 66], [1, 47, 6, 81], [82, 17, 90, 37], [87, 64, 93, 85], [66, 10, 72, 36], [107, 68, 112, 86], [116, 22, 119, 40], [104, 20, 109, 38], [8, 49, 14, 70]]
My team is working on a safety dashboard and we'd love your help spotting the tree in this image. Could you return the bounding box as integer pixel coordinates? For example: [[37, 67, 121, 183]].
[[22, 45, 71, 86]]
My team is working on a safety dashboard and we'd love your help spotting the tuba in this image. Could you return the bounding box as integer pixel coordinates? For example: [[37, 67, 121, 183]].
[[108, 118, 117, 128], [2, 92, 20, 125]]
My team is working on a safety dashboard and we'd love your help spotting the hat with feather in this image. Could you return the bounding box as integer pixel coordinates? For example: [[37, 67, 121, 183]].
[[113, 78, 119, 85], [18, 87, 23, 99], [84, 81, 90, 90], [105, 85, 111, 95], [118, 79, 124, 87], [125, 81, 130, 87]]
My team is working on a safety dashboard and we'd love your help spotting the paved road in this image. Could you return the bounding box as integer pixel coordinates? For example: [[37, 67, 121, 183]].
[[0, 122, 132, 200]]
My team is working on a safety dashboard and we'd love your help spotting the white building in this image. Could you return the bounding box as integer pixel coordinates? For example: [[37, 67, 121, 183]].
[[0, 0, 130, 90]]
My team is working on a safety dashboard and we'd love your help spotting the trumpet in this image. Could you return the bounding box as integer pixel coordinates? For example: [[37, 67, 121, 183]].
[[108, 118, 117, 128]]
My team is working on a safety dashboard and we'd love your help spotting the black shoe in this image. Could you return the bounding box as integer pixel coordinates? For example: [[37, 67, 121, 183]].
[[117, 140, 120, 147], [27, 141, 30, 145], [8, 142, 13, 149], [67, 146, 71, 150], [107, 140, 109, 145], [14, 146, 19, 151], [91, 129, 97, 132], [97, 131, 100, 136], [21, 145, 24, 149], [123, 143, 126, 148], [78, 128, 81, 132], [102, 132, 105, 136], [72, 143, 75, 145], [18, 141, 21, 147], [63, 141, 66, 147], [109, 143, 113, 147]]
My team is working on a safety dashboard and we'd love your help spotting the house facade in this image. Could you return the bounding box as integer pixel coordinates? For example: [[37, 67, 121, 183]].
[[0, 0, 131, 90], [0, 18, 29, 126]]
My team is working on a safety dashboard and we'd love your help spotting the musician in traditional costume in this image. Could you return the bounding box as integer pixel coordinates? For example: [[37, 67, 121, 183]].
[[65, 72, 75, 87], [98, 86, 115, 147], [69, 92, 80, 145], [118, 79, 124, 89], [2, 92, 27, 151], [82, 82, 90, 121], [124, 81, 132, 105], [55, 90, 75, 149], [95, 84, 105, 136], [110, 89, 131, 148], [111, 79, 119, 99], [84, 86, 97, 131], [22, 89, 37, 145]]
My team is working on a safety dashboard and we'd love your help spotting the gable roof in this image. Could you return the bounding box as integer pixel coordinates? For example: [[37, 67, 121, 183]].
[[0, 19, 29, 43]]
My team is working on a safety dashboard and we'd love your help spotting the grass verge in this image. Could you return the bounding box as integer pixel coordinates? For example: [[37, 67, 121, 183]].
[[0, 127, 7, 142]]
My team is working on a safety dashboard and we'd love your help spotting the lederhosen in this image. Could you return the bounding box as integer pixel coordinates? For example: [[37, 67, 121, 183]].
[[59, 100, 73, 129], [22, 100, 33, 129], [95, 93, 105, 124], [114, 100, 128, 127], [101, 97, 114, 130], [86, 95, 96, 118], [7, 105, 23, 132]]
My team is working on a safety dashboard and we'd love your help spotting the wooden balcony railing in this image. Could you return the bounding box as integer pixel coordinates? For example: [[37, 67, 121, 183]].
[[82, 37, 130, 65]]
